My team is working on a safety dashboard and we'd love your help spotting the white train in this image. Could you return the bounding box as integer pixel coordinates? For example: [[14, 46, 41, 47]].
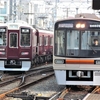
[[53, 17, 100, 85]]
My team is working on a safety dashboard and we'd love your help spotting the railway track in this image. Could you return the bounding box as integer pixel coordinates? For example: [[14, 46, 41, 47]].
[[2, 63, 100, 100], [49, 86, 96, 100], [0, 65, 54, 100]]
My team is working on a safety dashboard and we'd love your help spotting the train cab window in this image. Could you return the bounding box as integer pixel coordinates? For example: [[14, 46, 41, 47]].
[[81, 31, 90, 50], [21, 28, 30, 46], [0, 29, 6, 46], [10, 33, 17, 47], [66, 30, 79, 56], [93, 39, 99, 46], [91, 36, 100, 47], [55, 30, 65, 56], [67, 30, 79, 49], [81, 31, 100, 50]]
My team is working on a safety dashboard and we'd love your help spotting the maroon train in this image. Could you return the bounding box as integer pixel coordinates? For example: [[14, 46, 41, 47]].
[[0, 21, 53, 71]]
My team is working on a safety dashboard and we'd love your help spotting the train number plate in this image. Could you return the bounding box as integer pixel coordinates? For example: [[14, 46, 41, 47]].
[[95, 60, 100, 64]]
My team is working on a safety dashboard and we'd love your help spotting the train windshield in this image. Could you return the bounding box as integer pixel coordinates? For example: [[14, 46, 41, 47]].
[[0, 31, 6, 46], [20, 29, 30, 46], [55, 30, 100, 57]]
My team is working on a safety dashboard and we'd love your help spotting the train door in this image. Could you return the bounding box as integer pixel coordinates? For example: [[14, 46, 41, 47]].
[[7, 30, 19, 59]]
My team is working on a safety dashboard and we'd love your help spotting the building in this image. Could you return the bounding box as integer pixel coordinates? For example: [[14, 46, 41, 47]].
[[0, 0, 10, 23]]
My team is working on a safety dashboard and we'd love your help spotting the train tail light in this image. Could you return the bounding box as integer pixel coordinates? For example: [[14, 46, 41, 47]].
[[0, 52, 5, 55], [21, 52, 29, 55], [54, 59, 65, 64]]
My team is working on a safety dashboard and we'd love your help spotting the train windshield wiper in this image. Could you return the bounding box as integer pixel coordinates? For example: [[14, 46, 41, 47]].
[[87, 43, 97, 54]]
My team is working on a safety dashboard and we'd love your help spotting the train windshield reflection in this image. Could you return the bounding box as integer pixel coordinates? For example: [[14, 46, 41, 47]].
[[21, 32, 30, 46], [55, 30, 100, 57], [0, 32, 6, 46]]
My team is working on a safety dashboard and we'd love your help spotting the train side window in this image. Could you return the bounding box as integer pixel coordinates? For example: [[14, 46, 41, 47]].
[[50, 37, 53, 46], [39, 36, 42, 46], [46, 36, 48, 45], [0, 35, 3, 45], [21, 29, 30, 46], [98, 32, 100, 35], [44, 36, 46, 46], [42, 35, 44, 45]]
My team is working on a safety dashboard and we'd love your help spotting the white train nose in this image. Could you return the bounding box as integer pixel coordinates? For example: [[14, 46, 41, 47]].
[[76, 71, 84, 78]]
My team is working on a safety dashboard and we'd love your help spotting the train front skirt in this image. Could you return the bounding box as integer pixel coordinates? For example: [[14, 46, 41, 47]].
[[0, 60, 31, 71], [54, 70, 100, 85]]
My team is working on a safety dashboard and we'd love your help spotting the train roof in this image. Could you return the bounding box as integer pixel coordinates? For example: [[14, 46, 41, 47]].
[[37, 29, 53, 34], [0, 21, 53, 34], [0, 20, 36, 30], [55, 17, 100, 23], [55, 13, 100, 23], [6, 20, 33, 30]]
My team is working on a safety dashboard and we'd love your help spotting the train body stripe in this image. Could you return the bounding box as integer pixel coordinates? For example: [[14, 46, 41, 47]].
[[66, 59, 94, 64]]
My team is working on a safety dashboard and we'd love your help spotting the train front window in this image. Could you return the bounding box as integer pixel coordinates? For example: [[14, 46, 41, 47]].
[[80, 31, 100, 57], [21, 29, 30, 46], [55, 29, 100, 57], [0, 31, 6, 46], [81, 31, 90, 50], [67, 30, 79, 56], [55, 30, 65, 55]]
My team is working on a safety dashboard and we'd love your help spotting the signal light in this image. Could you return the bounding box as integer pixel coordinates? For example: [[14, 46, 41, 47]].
[[92, 0, 100, 10]]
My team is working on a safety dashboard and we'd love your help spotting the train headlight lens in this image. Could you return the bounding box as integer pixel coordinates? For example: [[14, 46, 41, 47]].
[[76, 23, 80, 28], [55, 59, 64, 64], [76, 23, 85, 28], [81, 24, 85, 28], [21, 52, 29, 55]]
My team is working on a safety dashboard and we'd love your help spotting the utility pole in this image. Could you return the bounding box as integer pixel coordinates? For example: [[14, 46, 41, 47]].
[[52, 0, 57, 28], [76, 8, 79, 14], [13, 0, 16, 22], [19, 0, 21, 20], [55, 0, 57, 21], [66, 8, 69, 18]]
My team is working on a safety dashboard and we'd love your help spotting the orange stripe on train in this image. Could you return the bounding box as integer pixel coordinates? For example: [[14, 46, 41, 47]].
[[66, 59, 94, 64]]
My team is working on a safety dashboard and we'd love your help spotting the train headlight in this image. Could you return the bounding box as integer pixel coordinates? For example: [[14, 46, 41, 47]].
[[54, 59, 64, 64], [76, 23, 81, 28], [21, 52, 29, 55], [81, 24, 85, 28], [0, 52, 5, 55], [76, 23, 85, 28]]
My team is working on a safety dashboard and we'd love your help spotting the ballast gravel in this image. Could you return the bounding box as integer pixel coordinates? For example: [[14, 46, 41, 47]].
[[3, 76, 65, 100]]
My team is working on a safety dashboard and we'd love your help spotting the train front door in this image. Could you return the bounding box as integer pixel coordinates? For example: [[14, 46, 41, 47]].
[[7, 30, 19, 59]]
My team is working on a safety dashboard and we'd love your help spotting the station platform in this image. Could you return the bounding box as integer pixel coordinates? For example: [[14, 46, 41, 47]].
[[83, 93, 100, 100]]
